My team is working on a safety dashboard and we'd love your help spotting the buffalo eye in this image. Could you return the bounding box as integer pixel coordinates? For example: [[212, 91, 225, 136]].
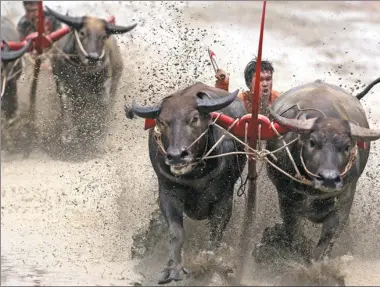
[[157, 119, 168, 128], [309, 138, 316, 148], [191, 115, 199, 125], [79, 30, 86, 37], [344, 144, 350, 153]]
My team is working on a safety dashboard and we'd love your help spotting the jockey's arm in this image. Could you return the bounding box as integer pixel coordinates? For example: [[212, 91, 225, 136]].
[[214, 68, 230, 91]]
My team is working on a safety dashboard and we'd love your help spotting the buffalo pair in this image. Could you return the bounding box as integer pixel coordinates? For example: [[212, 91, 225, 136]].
[[1, 7, 137, 146], [131, 77, 380, 284]]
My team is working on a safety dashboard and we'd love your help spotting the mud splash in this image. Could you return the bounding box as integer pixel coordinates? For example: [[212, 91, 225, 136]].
[[1, 1, 380, 286]]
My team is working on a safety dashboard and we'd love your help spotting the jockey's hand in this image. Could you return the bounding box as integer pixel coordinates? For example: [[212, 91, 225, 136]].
[[215, 68, 227, 81]]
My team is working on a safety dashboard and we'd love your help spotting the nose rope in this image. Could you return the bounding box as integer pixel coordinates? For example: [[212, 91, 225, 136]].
[[73, 29, 105, 60], [299, 144, 358, 179], [151, 109, 359, 191], [153, 114, 222, 157]]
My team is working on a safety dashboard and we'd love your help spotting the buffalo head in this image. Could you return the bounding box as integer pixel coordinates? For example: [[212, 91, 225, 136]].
[[269, 107, 380, 191], [132, 84, 239, 176], [45, 6, 137, 65]]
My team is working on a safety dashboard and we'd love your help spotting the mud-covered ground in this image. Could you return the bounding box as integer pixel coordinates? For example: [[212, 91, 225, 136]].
[[1, 1, 380, 286]]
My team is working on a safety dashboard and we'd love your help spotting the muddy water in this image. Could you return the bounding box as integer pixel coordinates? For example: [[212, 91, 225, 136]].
[[1, 1, 380, 286]]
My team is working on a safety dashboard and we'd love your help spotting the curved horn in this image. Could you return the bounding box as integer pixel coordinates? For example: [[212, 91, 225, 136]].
[[355, 77, 380, 100], [105, 23, 137, 35], [131, 99, 161, 119], [268, 106, 317, 133], [1, 39, 32, 62], [45, 6, 84, 30], [196, 89, 239, 113], [349, 122, 380, 141]]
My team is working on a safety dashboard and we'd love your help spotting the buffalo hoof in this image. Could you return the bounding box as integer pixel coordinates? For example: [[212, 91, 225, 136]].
[[158, 260, 189, 285], [253, 223, 312, 267]]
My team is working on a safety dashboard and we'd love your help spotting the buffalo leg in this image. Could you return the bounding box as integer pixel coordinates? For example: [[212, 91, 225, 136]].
[[313, 185, 356, 261], [278, 193, 301, 246], [208, 188, 233, 248], [158, 189, 187, 284], [2, 81, 18, 120], [56, 80, 77, 145]]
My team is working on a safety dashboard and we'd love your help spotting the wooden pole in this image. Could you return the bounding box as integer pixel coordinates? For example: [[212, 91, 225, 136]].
[[26, 0, 44, 156], [237, 0, 267, 283]]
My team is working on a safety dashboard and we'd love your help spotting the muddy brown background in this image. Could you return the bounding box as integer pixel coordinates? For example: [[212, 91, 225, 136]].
[[1, 1, 380, 285]]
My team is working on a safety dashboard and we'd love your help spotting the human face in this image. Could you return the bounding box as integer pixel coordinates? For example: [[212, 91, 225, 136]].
[[250, 70, 273, 98], [24, 3, 39, 26]]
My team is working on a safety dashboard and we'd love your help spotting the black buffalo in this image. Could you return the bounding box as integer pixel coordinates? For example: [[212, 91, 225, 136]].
[[131, 82, 248, 284], [46, 7, 137, 145], [1, 16, 32, 120], [261, 79, 380, 264]]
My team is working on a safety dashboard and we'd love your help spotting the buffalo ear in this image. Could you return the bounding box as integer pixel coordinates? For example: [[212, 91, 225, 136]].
[[196, 89, 239, 113], [131, 99, 161, 119]]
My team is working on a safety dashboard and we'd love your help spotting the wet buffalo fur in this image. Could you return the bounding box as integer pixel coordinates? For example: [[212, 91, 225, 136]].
[[132, 82, 248, 284], [1, 16, 25, 121], [48, 8, 136, 149], [259, 79, 380, 270]]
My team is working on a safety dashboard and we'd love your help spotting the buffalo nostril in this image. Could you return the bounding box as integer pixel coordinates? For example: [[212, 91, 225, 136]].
[[87, 52, 99, 60], [317, 170, 342, 188], [180, 150, 189, 158]]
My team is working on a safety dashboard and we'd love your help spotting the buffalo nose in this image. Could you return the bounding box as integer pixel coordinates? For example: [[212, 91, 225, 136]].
[[317, 169, 342, 189], [87, 52, 100, 60], [166, 147, 189, 162]]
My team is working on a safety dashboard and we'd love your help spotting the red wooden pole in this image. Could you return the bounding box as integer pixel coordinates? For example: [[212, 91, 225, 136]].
[[36, 0, 45, 54], [26, 0, 45, 155], [237, 0, 267, 282]]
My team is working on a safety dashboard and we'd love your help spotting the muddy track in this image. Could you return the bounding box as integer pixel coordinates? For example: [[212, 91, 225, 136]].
[[1, 1, 380, 286]]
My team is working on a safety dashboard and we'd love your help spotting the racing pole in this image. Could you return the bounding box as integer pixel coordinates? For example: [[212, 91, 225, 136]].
[[26, 0, 45, 154], [237, 0, 267, 283]]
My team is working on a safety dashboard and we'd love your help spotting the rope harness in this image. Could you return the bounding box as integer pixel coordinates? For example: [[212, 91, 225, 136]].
[[73, 30, 106, 61], [23, 30, 111, 76], [152, 112, 359, 196]]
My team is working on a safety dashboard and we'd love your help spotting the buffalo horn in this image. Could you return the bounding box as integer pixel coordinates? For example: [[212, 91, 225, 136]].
[[196, 89, 239, 113], [131, 99, 161, 119], [105, 23, 137, 35], [268, 106, 317, 133], [1, 39, 32, 62], [349, 123, 380, 141], [45, 6, 84, 30]]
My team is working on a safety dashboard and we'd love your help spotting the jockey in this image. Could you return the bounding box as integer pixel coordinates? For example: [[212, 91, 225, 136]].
[[17, 1, 62, 41], [17, 1, 62, 70], [215, 59, 280, 115]]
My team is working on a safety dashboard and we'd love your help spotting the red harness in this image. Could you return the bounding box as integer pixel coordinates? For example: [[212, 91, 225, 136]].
[[144, 114, 367, 150]]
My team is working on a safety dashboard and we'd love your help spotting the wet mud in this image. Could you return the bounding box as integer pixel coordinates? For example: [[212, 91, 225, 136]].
[[1, 1, 380, 286]]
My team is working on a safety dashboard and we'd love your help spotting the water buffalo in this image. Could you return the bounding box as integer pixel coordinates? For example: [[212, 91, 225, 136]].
[[46, 7, 137, 145], [260, 79, 380, 264], [1, 16, 32, 120], [131, 82, 248, 284]]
